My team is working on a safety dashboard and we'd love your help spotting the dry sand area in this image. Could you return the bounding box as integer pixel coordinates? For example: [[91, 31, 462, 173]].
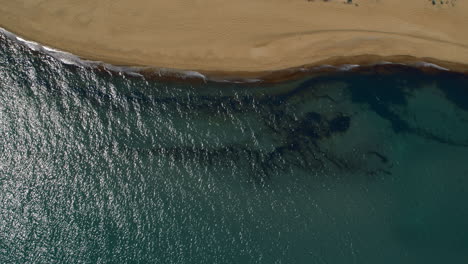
[[1, 0, 468, 76]]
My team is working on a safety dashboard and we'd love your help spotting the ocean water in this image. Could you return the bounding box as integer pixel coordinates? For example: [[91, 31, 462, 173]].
[[1, 33, 468, 264]]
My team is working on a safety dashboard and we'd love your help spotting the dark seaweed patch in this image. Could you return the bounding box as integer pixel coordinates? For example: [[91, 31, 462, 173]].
[[329, 114, 351, 133], [435, 74, 468, 111], [346, 75, 410, 132]]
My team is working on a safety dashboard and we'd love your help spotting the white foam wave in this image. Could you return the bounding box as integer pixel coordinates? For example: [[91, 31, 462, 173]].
[[412, 62, 449, 71], [338, 64, 360, 71]]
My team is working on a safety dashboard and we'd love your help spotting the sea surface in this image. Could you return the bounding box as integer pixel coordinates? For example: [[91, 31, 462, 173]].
[[1, 32, 468, 264]]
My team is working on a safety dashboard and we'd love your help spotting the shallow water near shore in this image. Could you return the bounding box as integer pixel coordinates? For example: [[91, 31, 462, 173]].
[[1, 33, 468, 263]]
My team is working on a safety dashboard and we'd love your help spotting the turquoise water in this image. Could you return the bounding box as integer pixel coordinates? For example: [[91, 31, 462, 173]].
[[1, 33, 468, 264]]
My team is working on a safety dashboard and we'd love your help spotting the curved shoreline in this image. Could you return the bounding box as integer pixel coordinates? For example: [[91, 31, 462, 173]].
[[2, 27, 467, 84]]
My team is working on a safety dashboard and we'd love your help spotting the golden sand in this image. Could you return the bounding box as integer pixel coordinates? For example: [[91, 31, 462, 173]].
[[1, 0, 468, 76]]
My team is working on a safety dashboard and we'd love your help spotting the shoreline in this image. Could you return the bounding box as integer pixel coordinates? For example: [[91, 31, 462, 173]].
[[2, 27, 468, 84]]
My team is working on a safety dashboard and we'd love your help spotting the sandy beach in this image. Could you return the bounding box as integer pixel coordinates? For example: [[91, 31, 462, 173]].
[[1, 0, 468, 76]]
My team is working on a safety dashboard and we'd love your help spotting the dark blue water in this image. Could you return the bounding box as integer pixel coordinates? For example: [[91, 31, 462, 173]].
[[1, 32, 468, 264]]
